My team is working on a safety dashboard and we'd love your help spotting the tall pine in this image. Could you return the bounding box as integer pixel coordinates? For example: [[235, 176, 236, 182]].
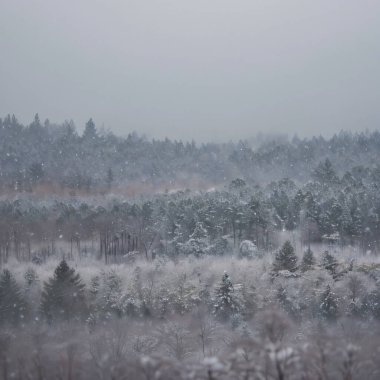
[[0, 269, 27, 325], [213, 272, 240, 321], [319, 285, 338, 321], [300, 248, 315, 272], [322, 251, 338, 276], [272, 241, 298, 272], [41, 260, 86, 322]]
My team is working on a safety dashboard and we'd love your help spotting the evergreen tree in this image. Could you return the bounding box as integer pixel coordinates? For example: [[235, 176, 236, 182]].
[[0, 269, 27, 325], [319, 285, 338, 321], [24, 267, 40, 316], [272, 241, 298, 272], [329, 199, 343, 233], [300, 248, 315, 272], [40, 260, 86, 322], [312, 159, 339, 185], [28, 162, 45, 184], [213, 272, 239, 321], [83, 118, 97, 140], [322, 251, 338, 276], [179, 222, 209, 257], [340, 203, 353, 236], [350, 203, 362, 237]]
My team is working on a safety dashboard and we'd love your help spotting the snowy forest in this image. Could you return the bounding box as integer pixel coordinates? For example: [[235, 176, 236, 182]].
[[2, 115, 380, 379]]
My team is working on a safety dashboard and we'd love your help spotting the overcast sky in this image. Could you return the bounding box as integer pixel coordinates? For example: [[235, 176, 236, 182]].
[[1, 0, 379, 142]]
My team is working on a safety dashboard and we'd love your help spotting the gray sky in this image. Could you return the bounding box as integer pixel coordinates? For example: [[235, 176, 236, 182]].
[[1, 0, 380, 142]]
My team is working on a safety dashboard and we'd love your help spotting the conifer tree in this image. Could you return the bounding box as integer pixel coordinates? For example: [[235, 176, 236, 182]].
[[213, 272, 240, 321], [179, 222, 209, 257], [23, 267, 40, 315], [300, 248, 315, 272], [272, 241, 298, 272], [0, 269, 27, 325], [40, 260, 86, 322], [322, 251, 338, 276], [319, 285, 338, 321]]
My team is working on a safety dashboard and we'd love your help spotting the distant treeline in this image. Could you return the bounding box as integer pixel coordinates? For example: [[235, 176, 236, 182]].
[[1, 167, 380, 263], [2, 113, 380, 190]]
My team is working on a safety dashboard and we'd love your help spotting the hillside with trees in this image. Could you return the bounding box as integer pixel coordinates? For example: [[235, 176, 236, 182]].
[[1, 115, 380, 379]]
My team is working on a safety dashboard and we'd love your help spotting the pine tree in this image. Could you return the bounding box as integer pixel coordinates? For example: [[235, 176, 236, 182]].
[[272, 241, 298, 272], [300, 248, 315, 272], [40, 260, 86, 322], [340, 203, 352, 236], [24, 267, 40, 315], [0, 269, 27, 325], [350, 204, 362, 237], [213, 272, 240, 321], [322, 251, 338, 276], [179, 222, 209, 257], [83, 118, 97, 140], [319, 285, 338, 321], [312, 159, 339, 185]]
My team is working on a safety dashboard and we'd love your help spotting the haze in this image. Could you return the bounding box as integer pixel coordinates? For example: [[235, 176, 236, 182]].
[[1, 0, 379, 142]]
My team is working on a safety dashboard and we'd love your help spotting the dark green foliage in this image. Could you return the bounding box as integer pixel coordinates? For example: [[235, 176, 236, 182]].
[[0, 269, 27, 325], [272, 241, 298, 272], [312, 159, 339, 185], [2, 114, 380, 252], [83, 118, 97, 140], [40, 260, 86, 322], [213, 272, 240, 321], [319, 285, 338, 321], [301, 248, 315, 272], [208, 236, 229, 256], [322, 251, 338, 276], [229, 178, 246, 192]]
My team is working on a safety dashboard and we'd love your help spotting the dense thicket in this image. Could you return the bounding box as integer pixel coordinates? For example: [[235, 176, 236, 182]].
[[0, 162, 379, 264], [0, 253, 379, 379], [2, 114, 380, 378]]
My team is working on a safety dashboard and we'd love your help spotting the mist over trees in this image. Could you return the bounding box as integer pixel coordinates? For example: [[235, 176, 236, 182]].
[[2, 114, 380, 192], [2, 114, 380, 378]]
